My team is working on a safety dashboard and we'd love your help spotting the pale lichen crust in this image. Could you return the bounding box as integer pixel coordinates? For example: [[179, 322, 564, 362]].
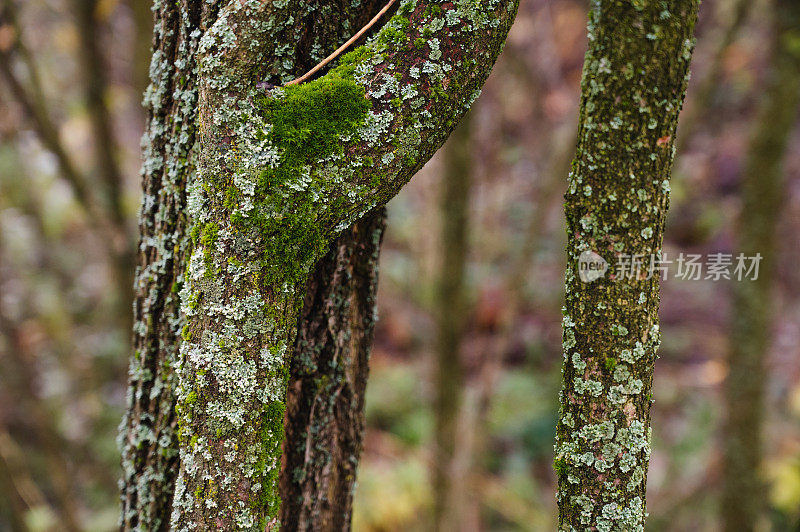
[[554, 1, 699, 530], [169, 0, 518, 529]]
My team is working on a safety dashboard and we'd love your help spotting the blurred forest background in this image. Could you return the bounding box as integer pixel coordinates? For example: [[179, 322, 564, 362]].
[[0, 0, 799, 530]]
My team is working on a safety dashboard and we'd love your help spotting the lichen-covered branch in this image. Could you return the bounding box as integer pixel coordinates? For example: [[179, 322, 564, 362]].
[[554, 1, 698, 530], [174, 0, 517, 528]]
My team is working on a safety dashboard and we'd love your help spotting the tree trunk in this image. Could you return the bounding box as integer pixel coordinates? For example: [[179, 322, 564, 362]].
[[120, 1, 389, 528], [434, 113, 472, 531], [120, 4, 215, 528], [722, 1, 800, 529], [554, 1, 698, 530], [280, 208, 385, 530], [121, 0, 517, 529]]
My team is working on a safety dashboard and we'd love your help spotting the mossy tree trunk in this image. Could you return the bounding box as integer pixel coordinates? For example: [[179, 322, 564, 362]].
[[120, 0, 389, 529], [120, 0, 517, 529], [553, 1, 698, 530], [120, 0, 392, 529], [722, 1, 800, 529]]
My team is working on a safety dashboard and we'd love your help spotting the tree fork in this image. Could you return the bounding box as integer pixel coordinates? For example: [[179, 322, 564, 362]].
[[121, 0, 401, 529], [172, 0, 518, 528]]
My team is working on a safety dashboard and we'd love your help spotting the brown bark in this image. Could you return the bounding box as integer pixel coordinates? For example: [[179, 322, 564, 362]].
[[281, 208, 386, 531], [555, 1, 699, 529]]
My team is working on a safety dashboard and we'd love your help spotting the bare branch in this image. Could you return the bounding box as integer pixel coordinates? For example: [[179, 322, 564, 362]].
[[285, 0, 399, 86]]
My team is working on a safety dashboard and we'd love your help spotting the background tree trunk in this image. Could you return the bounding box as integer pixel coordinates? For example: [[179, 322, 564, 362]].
[[554, 1, 698, 529], [722, 1, 800, 529], [434, 113, 472, 531]]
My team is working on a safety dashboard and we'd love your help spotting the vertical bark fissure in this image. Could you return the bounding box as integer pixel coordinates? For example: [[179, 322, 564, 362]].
[[554, 1, 698, 529]]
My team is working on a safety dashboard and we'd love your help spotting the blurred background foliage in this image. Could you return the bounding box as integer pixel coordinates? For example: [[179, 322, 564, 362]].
[[0, 0, 799, 530]]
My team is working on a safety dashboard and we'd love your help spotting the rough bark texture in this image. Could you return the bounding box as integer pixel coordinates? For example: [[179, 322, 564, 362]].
[[554, 1, 698, 530], [434, 114, 472, 531], [122, 0, 517, 529], [175, 0, 517, 528], [120, 1, 389, 529], [120, 3, 219, 529], [280, 208, 386, 530], [721, 1, 800, 529]]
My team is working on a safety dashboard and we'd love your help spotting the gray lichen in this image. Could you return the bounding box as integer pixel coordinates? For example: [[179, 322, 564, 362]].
[[554, 0, 699, 530], [167, 0, 518, 529]]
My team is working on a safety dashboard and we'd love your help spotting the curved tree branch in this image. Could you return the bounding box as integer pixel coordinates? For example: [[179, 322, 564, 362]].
[[173, 0, 518, 528]]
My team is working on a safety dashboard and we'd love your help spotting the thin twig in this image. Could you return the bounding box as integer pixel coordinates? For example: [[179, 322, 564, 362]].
[[284, 0, 399, 86]]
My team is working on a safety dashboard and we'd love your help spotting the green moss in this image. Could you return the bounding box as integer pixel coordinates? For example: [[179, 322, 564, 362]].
[[605, 357, 617, 373], [199, 222, 219, 276], [379, 26, 406, 45], [185, 390, 198, 405], [554, 456, 569, 477], [232, 70, 372, 285], [255, 400, 288, 525], [424, 5, 443, 17]]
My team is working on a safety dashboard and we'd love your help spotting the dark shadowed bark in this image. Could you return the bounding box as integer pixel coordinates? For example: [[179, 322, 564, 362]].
[[281, 208, 386, 530], [721, 1, 800, 529], [554, 1, 698, 529]]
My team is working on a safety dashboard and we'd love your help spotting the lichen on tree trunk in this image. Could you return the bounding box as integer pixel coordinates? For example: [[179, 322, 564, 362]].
[[170, 0, 517, 528], [119, 0, 393, 529], [120, 3, 220, 529], [554, 1, 698, 529]]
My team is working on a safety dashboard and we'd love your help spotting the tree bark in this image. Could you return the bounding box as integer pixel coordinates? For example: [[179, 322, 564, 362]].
[[434, 113, 472, 531], [280, 208, 386, 530], [721, 1, 800, 529], [120, 1, 389, 528], [120, 3, 216, 529], [121, 0, 517, 529], [554, 1, 698, 530]]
